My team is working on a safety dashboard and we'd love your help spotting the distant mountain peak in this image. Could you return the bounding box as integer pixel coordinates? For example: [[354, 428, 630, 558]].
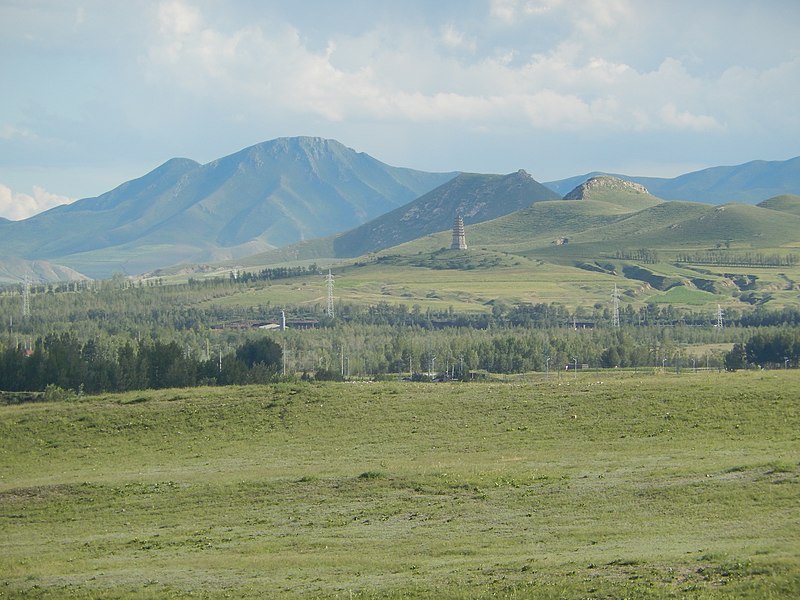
[[564, 175, 650, 200], [0, 136, 456, 279]]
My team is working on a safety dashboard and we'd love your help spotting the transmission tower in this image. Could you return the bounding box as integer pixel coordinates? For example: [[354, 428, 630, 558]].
[[611, 283, 621, 328], [325, 269, 335, 318], [715, 304, 724, 328], [22, 276, 31, 319]]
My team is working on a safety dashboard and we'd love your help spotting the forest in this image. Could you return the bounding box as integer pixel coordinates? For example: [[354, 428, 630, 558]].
[[1, 276, 799, 395]]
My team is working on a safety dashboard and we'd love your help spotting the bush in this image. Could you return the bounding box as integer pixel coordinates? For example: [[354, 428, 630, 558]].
[[43, 384, 75, 402]]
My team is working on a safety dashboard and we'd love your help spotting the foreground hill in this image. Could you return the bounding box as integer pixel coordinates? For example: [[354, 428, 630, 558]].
[[0, 137, 456, 279], [2, 375, 798, 597], [546, 156, 800, 204]]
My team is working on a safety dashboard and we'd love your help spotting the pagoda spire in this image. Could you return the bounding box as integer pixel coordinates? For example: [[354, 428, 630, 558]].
[[451, 215, 467, 250]]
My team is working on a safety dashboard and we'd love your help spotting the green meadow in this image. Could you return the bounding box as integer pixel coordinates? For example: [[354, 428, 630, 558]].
[[2, 371, 799, 598], [195, 194, 800, 314]]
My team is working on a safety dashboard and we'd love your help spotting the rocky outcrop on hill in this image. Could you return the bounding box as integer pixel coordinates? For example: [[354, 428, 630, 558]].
[[564, 176, 650, 199]]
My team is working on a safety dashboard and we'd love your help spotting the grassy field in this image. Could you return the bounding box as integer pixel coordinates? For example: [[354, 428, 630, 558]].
[[2, 371, 799, 598], [199, 256, 634, 314]]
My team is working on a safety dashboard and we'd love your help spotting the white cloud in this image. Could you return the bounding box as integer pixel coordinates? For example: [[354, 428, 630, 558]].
[[141, 0, 760, 138], [158, 0, 201, 37], [659, 103, 721, 132], [440, 24, 476, 53], [3, 1, 799, 194], [490, 0, 563, 22], [0, 184, 75, 221]]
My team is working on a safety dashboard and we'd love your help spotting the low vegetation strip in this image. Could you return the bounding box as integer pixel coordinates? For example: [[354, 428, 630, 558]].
[[1, 372, 799, 598]]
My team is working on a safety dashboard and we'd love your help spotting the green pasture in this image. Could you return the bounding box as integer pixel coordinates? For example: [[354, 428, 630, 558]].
[[199, 252, 800, 315], [201, 255, 670, 314], [2, 371, 799, 598], [650, 286, 724, 305], [195, 198, 800, 314]]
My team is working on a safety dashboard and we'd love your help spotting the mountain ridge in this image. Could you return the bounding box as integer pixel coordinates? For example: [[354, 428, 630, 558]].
[[0, 137, 457, 280], [545, 156, 800, 204], [1, 140, 799, 283]]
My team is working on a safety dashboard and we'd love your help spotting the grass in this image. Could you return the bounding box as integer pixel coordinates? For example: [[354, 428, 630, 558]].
[[114, 192, 800, 314], [200, 256, 627, 313], [190, 195, 800, 313], [2, 371, 799, 598], [651, 286, 725, 305]]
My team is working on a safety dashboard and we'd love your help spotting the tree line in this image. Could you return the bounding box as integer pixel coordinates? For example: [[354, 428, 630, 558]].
[[0, 334, 286, 394], [724, 330, 800, 370], [3, 271, 800, 393], [613, 249, 660, 264], [676, 251, 799, 267]]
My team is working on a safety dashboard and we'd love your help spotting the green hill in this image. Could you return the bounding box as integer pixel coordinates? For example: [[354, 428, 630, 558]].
[[757, 194, 800, 216], [332, 170, 560, 258], [457, 199, 627, 250], [210, 193, 800, 312], [572, 202, 800, 250], [227, 170, 561, 269], [546, 156, 800, 204]]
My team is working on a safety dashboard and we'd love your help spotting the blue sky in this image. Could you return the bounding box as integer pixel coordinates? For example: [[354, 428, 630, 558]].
[[1, 0, 799, 219]]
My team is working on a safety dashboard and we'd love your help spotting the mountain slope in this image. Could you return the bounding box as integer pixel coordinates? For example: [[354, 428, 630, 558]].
[[332, 170, 560, 257], [757, 194, 800, 217], [556, 201, 800, 251], [545, 156, 800, 204], [0, 137, 456, 278], [0, 258, 89, 285], [396, 196, 800, 261], [456, 199, 630, 251]]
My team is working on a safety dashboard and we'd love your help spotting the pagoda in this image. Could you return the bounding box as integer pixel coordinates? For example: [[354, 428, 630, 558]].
[[451, 215, 467, 250]]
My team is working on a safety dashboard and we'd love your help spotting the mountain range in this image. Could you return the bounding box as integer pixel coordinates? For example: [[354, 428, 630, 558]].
[[0, 137, 455, 280], [545, 157, 800, 204], [0, 136, 798, 282]]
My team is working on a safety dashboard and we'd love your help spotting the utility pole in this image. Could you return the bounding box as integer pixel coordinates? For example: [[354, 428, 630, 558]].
[[611, 283, 621, 328]]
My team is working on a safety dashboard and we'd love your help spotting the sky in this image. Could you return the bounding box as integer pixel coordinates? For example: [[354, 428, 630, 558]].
[[1, 0, 799, 220]]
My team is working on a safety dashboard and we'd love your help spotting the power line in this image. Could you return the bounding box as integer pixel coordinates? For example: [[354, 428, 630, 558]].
[[325, 269, 335, 318]]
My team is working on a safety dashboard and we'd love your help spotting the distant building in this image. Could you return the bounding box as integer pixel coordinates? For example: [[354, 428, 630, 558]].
[[451, 215, 467, 250], [211, 318, 319, 331]]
